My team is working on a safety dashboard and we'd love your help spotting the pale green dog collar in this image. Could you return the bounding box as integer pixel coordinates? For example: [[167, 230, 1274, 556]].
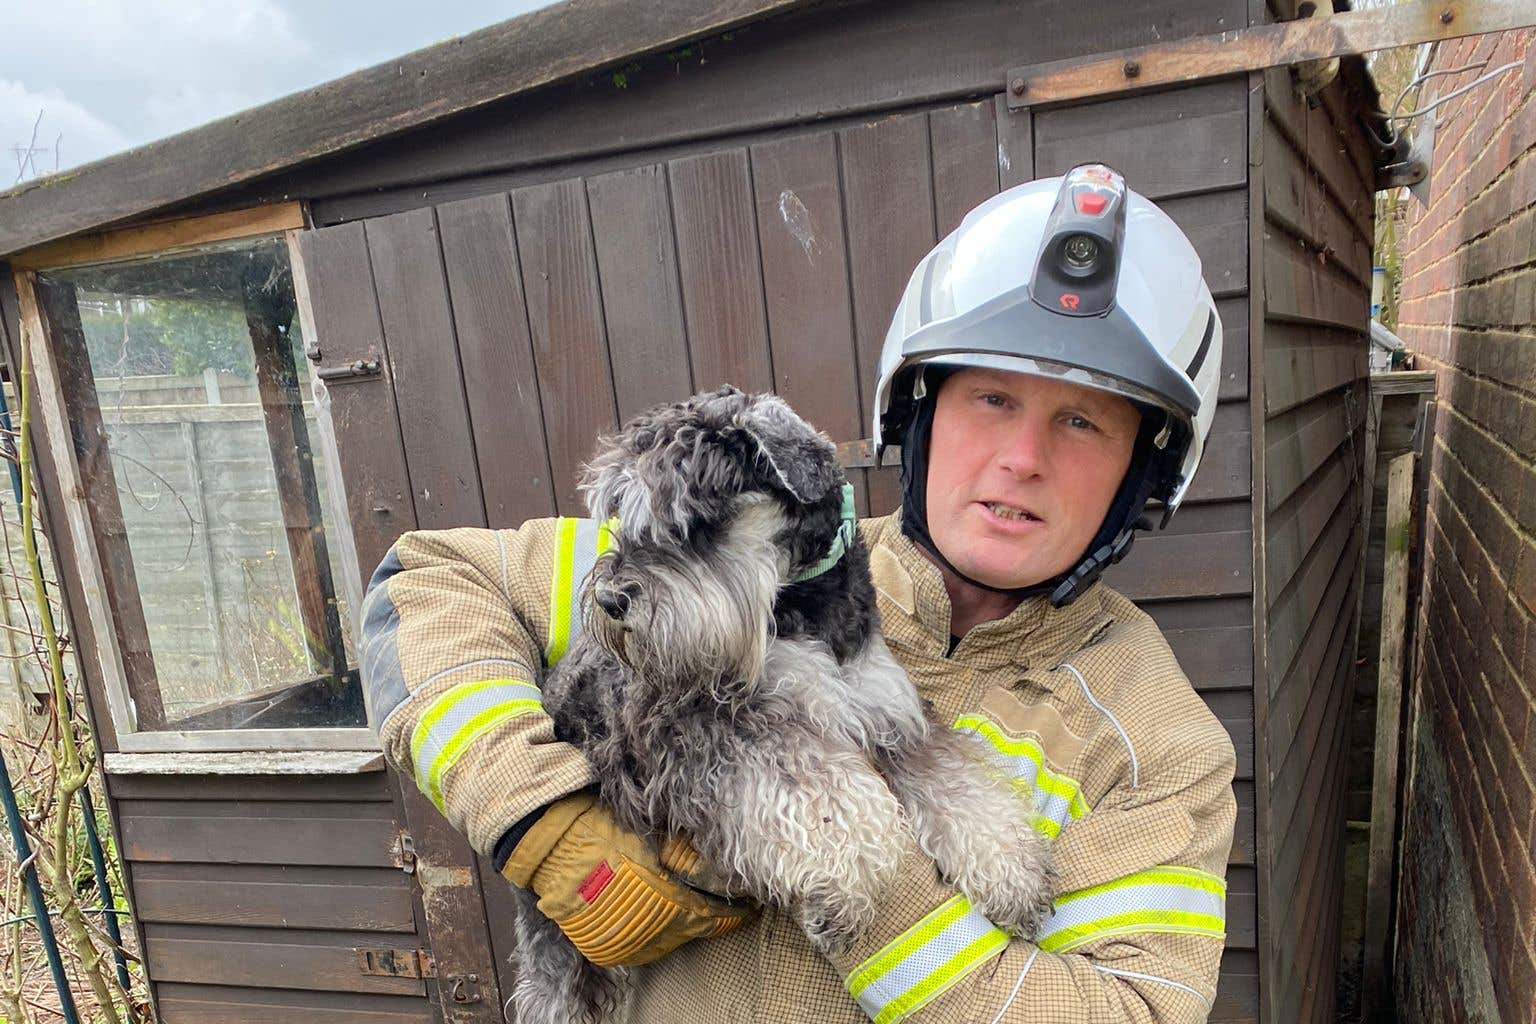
[[790, 482, 857, 584]]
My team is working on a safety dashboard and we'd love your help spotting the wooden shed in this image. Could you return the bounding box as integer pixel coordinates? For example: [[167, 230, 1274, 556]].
[[0, 0, 1397, 1020]]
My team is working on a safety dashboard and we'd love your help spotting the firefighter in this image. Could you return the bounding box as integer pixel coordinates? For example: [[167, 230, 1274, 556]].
[[360, 164, 1236, 1023]]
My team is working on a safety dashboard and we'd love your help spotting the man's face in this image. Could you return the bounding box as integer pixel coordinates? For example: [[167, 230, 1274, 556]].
[[925, 367, 1142, 590]]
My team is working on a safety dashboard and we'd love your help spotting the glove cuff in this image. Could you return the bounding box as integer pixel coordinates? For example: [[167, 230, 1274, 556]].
[[501, 791, 596, 888]]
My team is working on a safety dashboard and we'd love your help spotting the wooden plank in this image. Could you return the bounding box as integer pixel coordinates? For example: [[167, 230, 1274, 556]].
[[748, 132, 871, 512], [1166, 625, 1255, 692], [1267, 494, 1360, 687], [435, 192, 558, 529], [132, 864, 415, 932], [1370, 370, 1436, 397], [1262, 229, 1369, 330], [1264, 387, 1353, 513], [586, 165, 696, 420], [292, 224, 415, 585], [1105, 530, 1252, 602], [1205, 689, 1256, 780], [841, 112, 936, 515], [155, 984, 433, 1024], [511, 178, 620, 514], [1160, 189, 1248, 298], [1225, 865, 1259, 949], [365, 208, 485, 529], [1262, 67, 1373, 242], [1211, 950, 1260, 1021], [1186, 401, 1252, 503], [1005, 0, 1533, 108], [144, 924, 425, 996], [1262, 122, 1372, 288], [1033, 78, 1247, 200], [1232, 780, 1256, 867], [929, 100, 999, 237], [994, 95, 1034, 190], [10, 204, 305, 271], [122, 813, 400, 868], [104, 751, 383, 776], [668, 149, 774, 394], [1361, 453, 1415, 1022], [280, 0, 1239, 219], [0, 0, 816, 255], [1262, 322, 1365, 417], [1265, 444, 1352, 604], [1217, 296, 1249, 403], [106, 771, 393, 802]]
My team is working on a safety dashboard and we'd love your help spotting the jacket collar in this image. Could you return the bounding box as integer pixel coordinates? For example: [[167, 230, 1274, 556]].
[[862, 512, 1112, 670]]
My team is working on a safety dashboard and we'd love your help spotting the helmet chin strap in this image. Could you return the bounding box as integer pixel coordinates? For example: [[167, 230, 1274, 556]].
[[897, 373, 1163, 610]]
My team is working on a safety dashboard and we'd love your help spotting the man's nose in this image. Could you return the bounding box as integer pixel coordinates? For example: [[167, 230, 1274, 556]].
[[996, 418, 1051, 479]]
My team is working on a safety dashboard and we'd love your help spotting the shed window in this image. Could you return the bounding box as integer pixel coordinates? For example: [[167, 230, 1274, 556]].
[[34, 235, 362, 732]]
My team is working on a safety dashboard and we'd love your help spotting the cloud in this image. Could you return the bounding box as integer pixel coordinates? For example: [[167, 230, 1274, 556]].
[[0, 80, 130, 181]]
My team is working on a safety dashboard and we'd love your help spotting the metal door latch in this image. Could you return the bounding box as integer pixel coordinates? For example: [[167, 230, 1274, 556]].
[[392, 830, 417, 874], [357, 947, 436, 979], [447, 973, 483, 1004], [316, 357, 382, 382]]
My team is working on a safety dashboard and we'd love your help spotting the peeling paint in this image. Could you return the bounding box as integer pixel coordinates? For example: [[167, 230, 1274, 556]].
[[777, 189, 820, 263], [998, 143, 1012, 174]]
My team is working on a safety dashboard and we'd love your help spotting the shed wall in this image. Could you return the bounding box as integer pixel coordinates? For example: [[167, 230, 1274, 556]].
[[299, 77, 1260, 1017], [1255, 36, 1376, 1024]]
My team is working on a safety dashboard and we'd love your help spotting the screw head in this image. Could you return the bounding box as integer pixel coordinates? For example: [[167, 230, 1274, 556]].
[[1440, 8, 1453, 22], [1123, 60, 1141, 78], [1010, 77, 1027, 96]]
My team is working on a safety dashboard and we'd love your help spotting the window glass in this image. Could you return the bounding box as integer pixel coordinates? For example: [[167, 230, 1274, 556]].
[[38, 236, 362, 731]]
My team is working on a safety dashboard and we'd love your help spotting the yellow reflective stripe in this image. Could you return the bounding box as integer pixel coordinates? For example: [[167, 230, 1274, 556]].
[[847, 895, 1008, 1024], [546, 517, 580, 664], [410, 678, 544, 810], [1037, 866, 1227, 954], [953, 714, 1090, 838]]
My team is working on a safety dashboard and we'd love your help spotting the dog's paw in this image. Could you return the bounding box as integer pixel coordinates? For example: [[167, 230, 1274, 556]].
[[960, 827, 1058, 939], [797, 894, 876, 957]]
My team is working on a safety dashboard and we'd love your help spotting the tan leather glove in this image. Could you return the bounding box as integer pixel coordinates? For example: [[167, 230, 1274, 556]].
[[501, 792, 755, 967]]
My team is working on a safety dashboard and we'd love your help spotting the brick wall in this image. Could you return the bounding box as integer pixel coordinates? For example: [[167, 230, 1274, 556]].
[[1392, 28, 1536, 1023]]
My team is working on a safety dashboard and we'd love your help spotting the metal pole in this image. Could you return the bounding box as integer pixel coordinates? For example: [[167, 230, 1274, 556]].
[[0, 371, 125, 1005], [0, 746, 80, 1023]]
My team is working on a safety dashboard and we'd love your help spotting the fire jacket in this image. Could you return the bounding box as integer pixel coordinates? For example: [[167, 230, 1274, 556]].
[[360, 511, 1237, 1023]]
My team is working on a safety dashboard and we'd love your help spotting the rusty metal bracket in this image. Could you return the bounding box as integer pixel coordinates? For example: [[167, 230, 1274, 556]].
[[392, 829, 417, 874], [1006, 0, 1536, 109], [445, 973, 484, 1005], [315, 357, 383, 383], [357, 947, 435, 979]]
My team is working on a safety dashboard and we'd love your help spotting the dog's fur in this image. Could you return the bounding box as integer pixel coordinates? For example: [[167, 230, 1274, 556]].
[[509, 386, 1055, 1024]]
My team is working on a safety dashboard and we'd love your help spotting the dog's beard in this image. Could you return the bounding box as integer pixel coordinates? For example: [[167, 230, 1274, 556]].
[[586, 501, 784, 692]]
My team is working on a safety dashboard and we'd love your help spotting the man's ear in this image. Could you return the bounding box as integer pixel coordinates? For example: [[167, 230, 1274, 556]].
[[737, 394, 841, 504]]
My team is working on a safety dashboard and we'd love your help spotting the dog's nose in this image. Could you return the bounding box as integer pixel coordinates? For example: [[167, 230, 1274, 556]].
[[595, 586, 631, 620]]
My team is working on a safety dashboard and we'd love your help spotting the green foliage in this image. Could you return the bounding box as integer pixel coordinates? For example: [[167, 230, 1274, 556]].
[[76, 296, 256, 381]]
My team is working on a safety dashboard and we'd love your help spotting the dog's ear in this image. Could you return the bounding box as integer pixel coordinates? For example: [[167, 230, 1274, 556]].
[[737, 394, 841, 504]]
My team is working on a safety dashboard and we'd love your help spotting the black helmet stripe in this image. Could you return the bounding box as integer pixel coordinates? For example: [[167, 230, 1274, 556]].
[[1184, 310, 1216, 380]]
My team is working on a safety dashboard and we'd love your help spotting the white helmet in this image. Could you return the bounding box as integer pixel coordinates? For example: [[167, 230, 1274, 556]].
[[874, 164, 1222, 604]]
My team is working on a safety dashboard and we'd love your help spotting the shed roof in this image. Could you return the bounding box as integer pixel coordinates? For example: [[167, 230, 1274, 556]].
[[0, 0, 809, 258]]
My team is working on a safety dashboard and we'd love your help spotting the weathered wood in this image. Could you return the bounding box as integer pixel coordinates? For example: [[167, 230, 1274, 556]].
[[1265, 444, 1352, 603], [1164, 625, 1255, 693], [749, 132, 871, 512], [1370, 369, 1436, 397], [1264, 387, 1353, 513], [928, 101, 999, 237], [1217, 296, 1249, 403], [994, 95, 1034, 190], [435, 192, 558, 529], [10, 204, 305, 271], [132, 864, 415, 932], [585, 165, 696, 419], [512, 178, 621, 514], [292, 224, 414, 585], [1104, 530, 1253, 602], [668, 149, 774, 394], [1263, 122, 1372, 287], [1360, 453, 1415, 1022], [1263, 67, 1373, 242], [1160, 189, 1249, 298], [1232, 781, 1256, 867], [106, 771, 393, 802], [121, 811, 401, 868], [0, 0, 818, 255], [1211, 950, 1260, 1021], [103, 751, 384, 776], [144, 924, 425, 996], [1262, 230, 1369, 330], [1205, 689, 1256, 780], [1005, 0, 1532, 107], [1033, 79, 1247, 200], [840, 112, 935, 514], [1262, 322, 1364, 417], [365, 209, 486, 529], [154, 983, 433, 1024], [1267, 492, 1360, 686]]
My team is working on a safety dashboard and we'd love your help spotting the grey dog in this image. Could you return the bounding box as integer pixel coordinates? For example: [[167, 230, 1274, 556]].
[[509, 385, 1055, 1024]]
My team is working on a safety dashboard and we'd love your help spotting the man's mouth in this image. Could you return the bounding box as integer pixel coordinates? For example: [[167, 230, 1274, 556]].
[[982, 501, 1042, 523]]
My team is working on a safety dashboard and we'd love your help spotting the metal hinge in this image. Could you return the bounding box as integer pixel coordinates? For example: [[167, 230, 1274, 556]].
[[392, 829, 417, 874], [356, 947, 436, 979]]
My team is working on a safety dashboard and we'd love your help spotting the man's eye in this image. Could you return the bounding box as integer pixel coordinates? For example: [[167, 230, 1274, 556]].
[[981, 392, 1009, 408], [1066, 414, 1099, 432]]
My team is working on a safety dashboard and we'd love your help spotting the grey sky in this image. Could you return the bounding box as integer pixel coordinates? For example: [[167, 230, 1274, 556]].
[[2, 0, 557, 182]]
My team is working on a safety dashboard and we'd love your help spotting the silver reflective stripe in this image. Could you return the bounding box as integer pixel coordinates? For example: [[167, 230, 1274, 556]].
[[360, 547, 407, 730], [848, 895, 1009, 1024], [1036, 867, 1226, 954], [953, 714, 1088, 839]]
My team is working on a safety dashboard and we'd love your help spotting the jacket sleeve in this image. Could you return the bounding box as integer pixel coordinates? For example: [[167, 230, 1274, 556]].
[[358, 519, 604, 855], [823, 712, 1237, 1024]]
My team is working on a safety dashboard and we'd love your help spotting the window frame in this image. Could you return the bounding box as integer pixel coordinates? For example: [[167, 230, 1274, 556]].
[[11, 206, 377, 754]]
